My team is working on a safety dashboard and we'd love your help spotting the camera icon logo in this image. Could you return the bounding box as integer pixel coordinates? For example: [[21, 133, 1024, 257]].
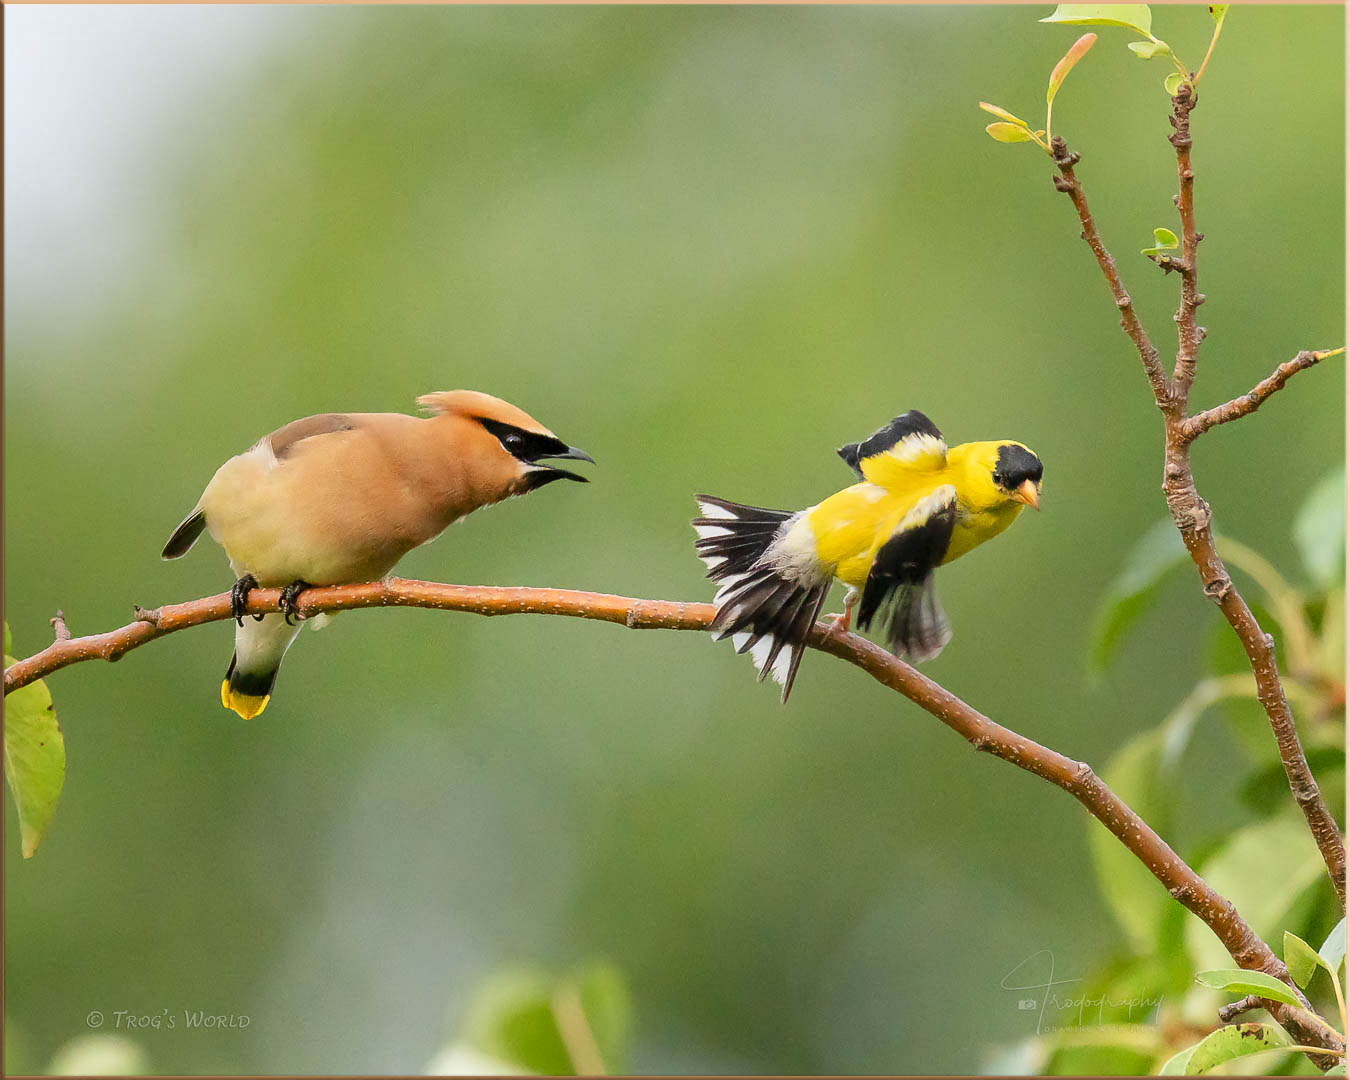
[[1017, 999, 1038, 1010]]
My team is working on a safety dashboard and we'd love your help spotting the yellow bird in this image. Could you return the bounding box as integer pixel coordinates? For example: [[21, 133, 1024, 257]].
[[693, 410, 1041, 701], [162, 390, 592, 718]]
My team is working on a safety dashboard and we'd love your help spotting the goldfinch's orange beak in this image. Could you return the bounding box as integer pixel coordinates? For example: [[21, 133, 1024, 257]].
[[1012, 479, 1041, 510]]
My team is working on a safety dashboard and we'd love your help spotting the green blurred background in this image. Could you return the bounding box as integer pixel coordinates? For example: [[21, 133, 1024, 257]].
[[4, 4, 1344, 1074]]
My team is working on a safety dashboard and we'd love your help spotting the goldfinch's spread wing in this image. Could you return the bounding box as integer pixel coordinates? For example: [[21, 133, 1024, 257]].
[[856, 484, 957, 662], [837, 410, 947, 478]]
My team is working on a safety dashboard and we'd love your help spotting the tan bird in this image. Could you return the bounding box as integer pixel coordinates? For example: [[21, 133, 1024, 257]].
[[162, 390, 593, 718]]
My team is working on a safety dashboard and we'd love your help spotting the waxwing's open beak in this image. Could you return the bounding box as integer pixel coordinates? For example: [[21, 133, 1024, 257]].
[[532, 446, 594, 484], [1012, 479, 1041, 510]]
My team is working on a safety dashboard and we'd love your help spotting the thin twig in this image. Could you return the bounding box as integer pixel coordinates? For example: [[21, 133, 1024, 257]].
[[1048, 95, 1346, 914], [49, 610, 71, 643], [1, 578, 1343, 1057], [1050, 136, 1171, 408], [1185, 349, 1343, 440], [1217, 994, 1263, 1024]]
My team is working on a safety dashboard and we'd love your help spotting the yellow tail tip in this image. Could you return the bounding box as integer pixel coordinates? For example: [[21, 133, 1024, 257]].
[[220, 679, 270, 719]]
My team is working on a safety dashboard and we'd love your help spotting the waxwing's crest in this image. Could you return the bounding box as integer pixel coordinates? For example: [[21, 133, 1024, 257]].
[[416, 390, 558, 438]]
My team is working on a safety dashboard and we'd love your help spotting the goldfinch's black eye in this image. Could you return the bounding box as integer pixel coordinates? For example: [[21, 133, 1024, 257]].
[[503, 433, 524, 451]]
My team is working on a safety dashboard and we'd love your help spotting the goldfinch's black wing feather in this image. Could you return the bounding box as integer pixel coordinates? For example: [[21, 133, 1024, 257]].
[[837, 410, 946, 478], [856, 484, 957, 662]]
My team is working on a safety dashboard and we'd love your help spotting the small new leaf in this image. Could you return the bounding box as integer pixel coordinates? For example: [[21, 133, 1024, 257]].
[[1047, 32, 1097, 104], [1209, 4, 1229, 26], [1152, 227, 1180, 248], [1040, 4, 1152, 35], [1165, 72, 1187, 96], [1319, 917, 1346, 974], [1283, 931, 1320, 989], [1193, 969, 1302, 1006], [979, 102, 1029, 127], [986, 122, 1035, 144], [1128, 40, 1172, 59]]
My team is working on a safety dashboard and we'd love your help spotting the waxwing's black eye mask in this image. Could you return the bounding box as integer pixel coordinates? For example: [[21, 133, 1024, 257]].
[[474, 417, 594, 484]]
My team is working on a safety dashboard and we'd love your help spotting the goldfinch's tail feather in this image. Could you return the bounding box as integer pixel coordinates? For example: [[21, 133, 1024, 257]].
[[693, 495, 829, 702]]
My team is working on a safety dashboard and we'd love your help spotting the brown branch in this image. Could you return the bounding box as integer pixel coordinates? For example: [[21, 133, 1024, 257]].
[[1184, 349, 1342, 440], [1050, 137, 1171, 408], [1048, 93, 1346, 916], [1218, 994, 1263, 1024], [1169, 87, 1204, 398], [2, 578, 1343, 1056]]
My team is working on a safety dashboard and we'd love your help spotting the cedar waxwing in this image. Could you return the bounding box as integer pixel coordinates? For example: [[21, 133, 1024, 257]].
[[693, 410, 1042, 701], [162, 390, 593, 718]]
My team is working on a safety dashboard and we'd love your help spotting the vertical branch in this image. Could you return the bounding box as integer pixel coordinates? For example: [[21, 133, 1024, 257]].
[[1170, 87, 1205, 397], [1049, 89, 1346, 912]]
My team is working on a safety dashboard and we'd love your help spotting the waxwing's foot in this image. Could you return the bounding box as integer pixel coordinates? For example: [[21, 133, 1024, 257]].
[[230, 574, 265, 626], [280, 580, 312, 626]]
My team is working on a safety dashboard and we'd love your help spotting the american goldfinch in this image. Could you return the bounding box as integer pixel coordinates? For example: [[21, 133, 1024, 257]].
[[162, 390, 592, 718], [693, 410, 1041, 701]]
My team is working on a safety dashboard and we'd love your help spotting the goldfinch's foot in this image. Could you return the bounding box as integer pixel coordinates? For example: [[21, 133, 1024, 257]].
[[230, 574, 264, 625], [825, 588, 859, 637], [279, 580, 312, 625]]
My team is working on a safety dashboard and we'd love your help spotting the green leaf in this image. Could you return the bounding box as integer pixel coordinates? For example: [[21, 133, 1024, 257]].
[[1182, 1022, 1293, 1074], [985, 122, 1035, 144], [1152, 227, 1179, 248], [1089, 519, 1187, 672], [979, 101, 1029, 127], [1047, 32, 1097, 104], [459, 962, 631, 1076], [1127, 39, 1172, 59], [1159, 1043, 1197, 1075], [1165, 71, 1187, 96], [1283, 931, 1321, 988], [1193, 970, 1302, 1006], [3, 651, 65, 859], [1040, 4, 1152, 35], [1185, 815, 1331, 973], [572, 962, 631, 1073], [1293, 466, 1346, 587], [1319, 917, 1346, 973], [1209, 4, 1229, 26]]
